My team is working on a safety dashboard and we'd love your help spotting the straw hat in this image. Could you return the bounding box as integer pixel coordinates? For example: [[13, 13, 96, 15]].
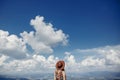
[[56, 60, 65, 70]]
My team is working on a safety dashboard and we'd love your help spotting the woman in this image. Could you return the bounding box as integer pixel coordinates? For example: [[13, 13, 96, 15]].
[[54, 60, 66, 80]]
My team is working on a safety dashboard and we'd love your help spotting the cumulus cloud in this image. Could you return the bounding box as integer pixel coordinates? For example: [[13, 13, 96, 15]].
[[64, 52, 80, 72], [0, 16, 68, 75], [64, 52, 76, 65], [0, 30, 27, 59], [52, 45, 120, 73], [0, 55, 9, 66], [0, 15, 120, 76], [81, 56, 105, 66], [0, 54, 59, 75], [74, 45, 120, 72], [20, 16, 68, 54], [0, 45, 120, 75], [76, 45, 120, 65]]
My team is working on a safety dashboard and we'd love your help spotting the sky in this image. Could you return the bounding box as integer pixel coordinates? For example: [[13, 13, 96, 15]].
[[0, 0, 120, 76]]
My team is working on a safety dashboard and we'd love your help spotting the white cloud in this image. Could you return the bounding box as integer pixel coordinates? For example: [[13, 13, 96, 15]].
[[55, 45, 120, 73], [74, 45, 120, 72], [97, 46, 120, 65], [0, 55, 9, 66], [64, 52, 76, 64], [0, 16, 69, 76], [81, 56, 105, 66], [0, 30, 28, 59], [64, 52, 80, 72], [0, 16, 120, 76], [0, 45, 120, 75], [0, 54, 59, 75], [20, 16, 68, 54], [76, 45, 120, 65]]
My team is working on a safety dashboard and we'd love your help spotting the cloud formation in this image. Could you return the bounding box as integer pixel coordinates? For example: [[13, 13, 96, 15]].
[[0, 41, 120, 75], [20, 16, 68, 54], [0, 30, 27, 59], [0, 54, 59, 75], [75, 45, 120, 72], [0, 16, 120, 76], [76, 45, 120, 66], [0, 16, 68, 75]]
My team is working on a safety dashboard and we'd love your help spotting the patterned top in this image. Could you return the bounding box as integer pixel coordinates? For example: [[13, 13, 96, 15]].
[[54, 70, 66, 80]]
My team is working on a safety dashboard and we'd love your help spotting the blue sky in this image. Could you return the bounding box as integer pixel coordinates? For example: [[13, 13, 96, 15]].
[[1, 0, 120, 48], [0, 0, 120, 75]]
